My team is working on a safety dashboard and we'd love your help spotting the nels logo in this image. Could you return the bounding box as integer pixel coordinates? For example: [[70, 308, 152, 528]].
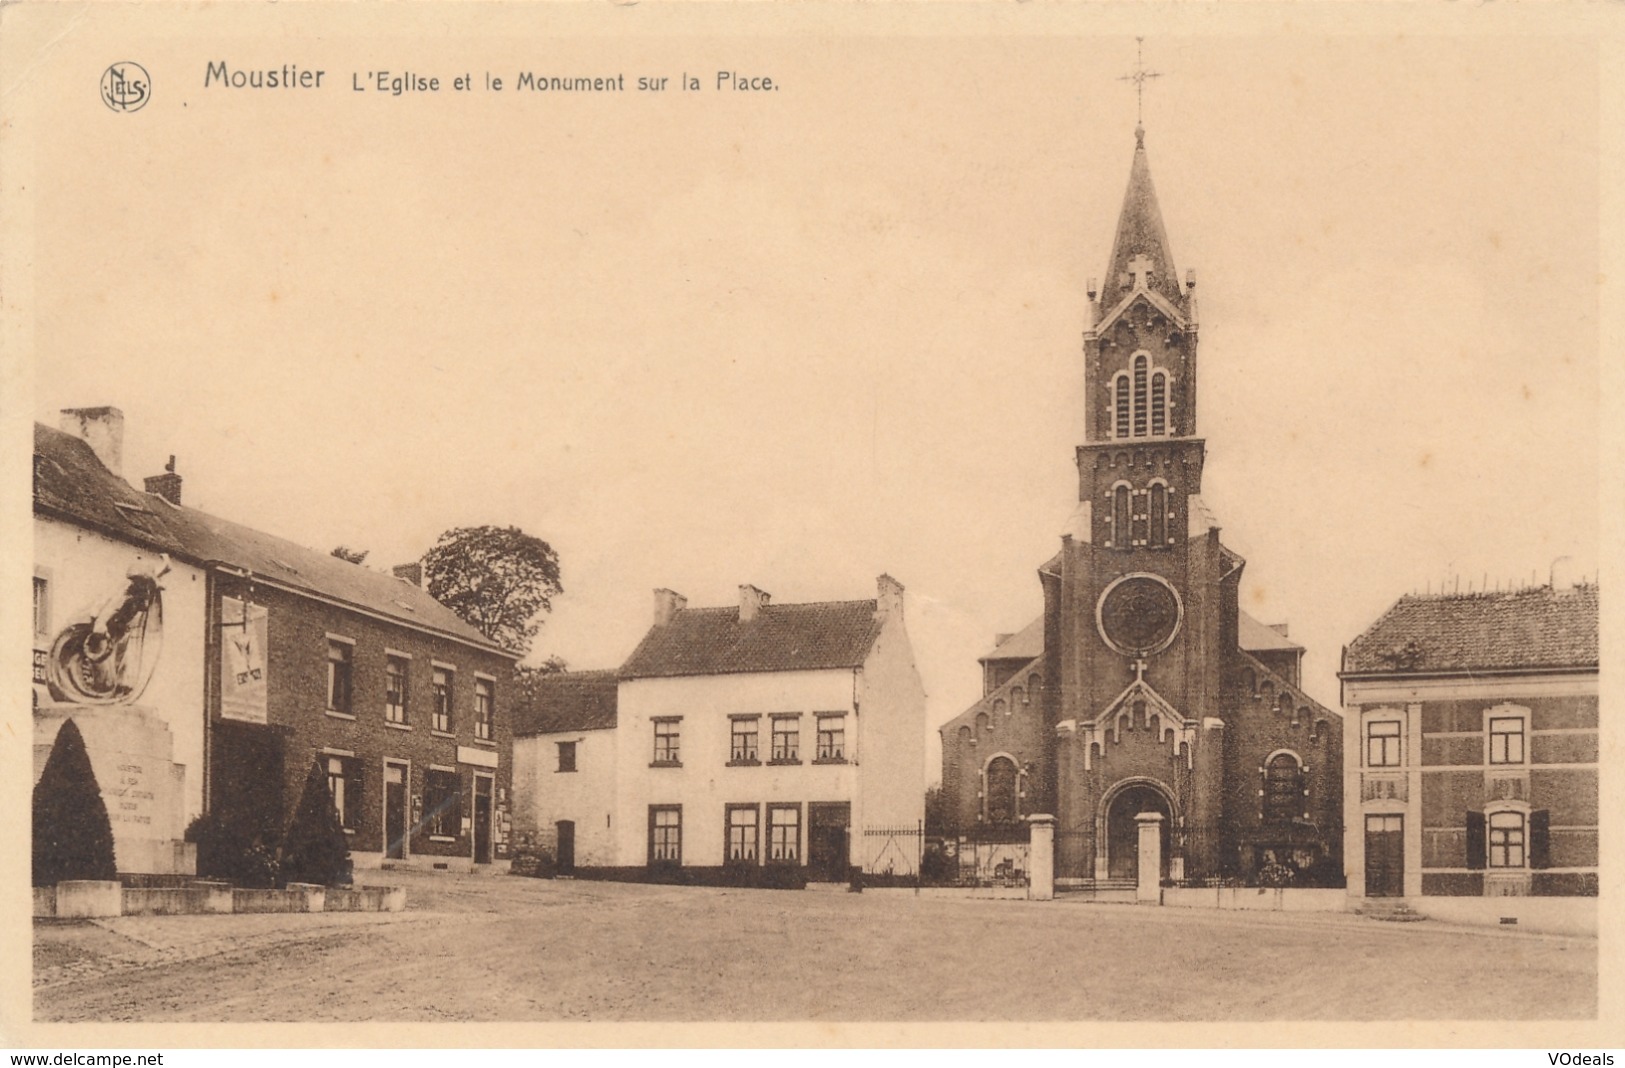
[[101, 62, 150, 113]]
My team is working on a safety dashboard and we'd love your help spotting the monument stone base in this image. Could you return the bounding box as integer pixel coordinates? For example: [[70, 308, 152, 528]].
[[34, 703, 194, 876]]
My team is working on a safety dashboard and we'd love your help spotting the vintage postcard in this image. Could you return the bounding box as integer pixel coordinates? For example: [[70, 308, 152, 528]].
[[2, 0, 1620, 1050]]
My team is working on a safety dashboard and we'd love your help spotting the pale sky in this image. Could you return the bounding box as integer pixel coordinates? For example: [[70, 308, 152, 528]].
[[21, 18, 1601, 783]]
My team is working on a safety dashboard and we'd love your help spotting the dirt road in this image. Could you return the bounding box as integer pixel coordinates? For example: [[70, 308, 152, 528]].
[[33, 871, 1596, 1022]]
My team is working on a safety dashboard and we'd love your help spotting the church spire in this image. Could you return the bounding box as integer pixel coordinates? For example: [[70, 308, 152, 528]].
[[1099, 125, 1184, 313]]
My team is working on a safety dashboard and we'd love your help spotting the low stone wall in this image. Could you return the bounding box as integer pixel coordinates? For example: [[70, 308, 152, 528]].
[[324, 886, 407, 913], [34, 881, 405, 917], [122, 885, 233, 916], [56, 880, 123, 918], [867, 886, 1030, 900], [1162, 886, 1349, 913], [1405, 895, 1597, 937]]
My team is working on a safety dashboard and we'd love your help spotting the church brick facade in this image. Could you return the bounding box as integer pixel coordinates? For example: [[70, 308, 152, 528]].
[[939, 126, 1344, 888]]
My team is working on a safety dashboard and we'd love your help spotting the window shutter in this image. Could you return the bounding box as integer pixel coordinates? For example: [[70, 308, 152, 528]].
[[1529, 809, 1551, 869], [1465, 810, 1485, 869]]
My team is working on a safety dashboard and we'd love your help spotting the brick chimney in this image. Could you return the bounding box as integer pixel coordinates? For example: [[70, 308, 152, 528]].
[[738, 584, 771, 623], [392, 562, 423, 587], [144, 455, 182, 505], [876, 573, 905, 621], [59, 406, 125, 477], [653, 588, 687, 626]]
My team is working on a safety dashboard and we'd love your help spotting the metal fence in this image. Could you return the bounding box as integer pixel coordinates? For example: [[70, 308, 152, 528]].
[[862, 824, 923, 879]]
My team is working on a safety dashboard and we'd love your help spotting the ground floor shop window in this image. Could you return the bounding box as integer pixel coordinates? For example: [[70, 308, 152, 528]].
[[325, 754, 359, 830], [424, 768, 461, 838]]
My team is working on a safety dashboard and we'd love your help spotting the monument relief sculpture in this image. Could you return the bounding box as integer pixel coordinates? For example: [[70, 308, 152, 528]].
[[46, 556, 168, 705]]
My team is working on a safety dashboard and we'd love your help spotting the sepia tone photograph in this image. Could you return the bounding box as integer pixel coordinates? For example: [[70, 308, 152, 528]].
[[2, 1, 1618, 1047]]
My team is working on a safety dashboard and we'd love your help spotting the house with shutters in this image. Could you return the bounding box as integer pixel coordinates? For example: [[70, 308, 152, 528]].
[[1340, 581, 1599, 901], [513, 576, 926, 882]]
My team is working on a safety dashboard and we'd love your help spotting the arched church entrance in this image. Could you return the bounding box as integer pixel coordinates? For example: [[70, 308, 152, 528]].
[[1104, 782, 1172, 882]]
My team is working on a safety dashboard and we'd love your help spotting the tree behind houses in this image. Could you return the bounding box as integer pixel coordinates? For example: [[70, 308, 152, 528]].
[[279, 758, 353, 887], [32, 719, 117, 886], [421, 525, 563, 656]]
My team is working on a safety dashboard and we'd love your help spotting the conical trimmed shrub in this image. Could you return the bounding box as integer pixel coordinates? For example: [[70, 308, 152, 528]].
[[33, 719, 117, 886], [279, 757, 353, 887]]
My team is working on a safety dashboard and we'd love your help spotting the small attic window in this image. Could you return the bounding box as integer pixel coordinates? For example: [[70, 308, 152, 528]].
[[392, 598, 416, 612]]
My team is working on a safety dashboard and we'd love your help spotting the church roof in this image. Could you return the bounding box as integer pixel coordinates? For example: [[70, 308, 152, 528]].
[[619, 599, 884, 680], [1342, 585, 1598, 677], [1238, 611, 1303, 653], [512, 669, 620, 735], [1099, 127, 1186, 313], [980, 615, 1045, 663]]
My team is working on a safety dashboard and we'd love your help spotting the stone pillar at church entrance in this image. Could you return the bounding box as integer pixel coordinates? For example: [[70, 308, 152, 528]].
[[1135, 812, 1165, 903]]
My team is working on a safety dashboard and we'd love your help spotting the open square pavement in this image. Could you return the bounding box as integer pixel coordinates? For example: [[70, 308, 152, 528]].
[[33, 870, 1596, 1023]]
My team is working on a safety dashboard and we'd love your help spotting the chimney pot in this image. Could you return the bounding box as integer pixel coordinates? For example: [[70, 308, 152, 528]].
[[143, 458, 183, 506], [738, 584, 771, 623], [59, 406, 125, 477], [653, 588, 687, 626]]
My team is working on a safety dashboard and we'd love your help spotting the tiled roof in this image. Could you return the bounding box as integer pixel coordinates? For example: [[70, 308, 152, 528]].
[[1343, 585, 1598, 676], [33, 424, 188, 556], [619, 600, 883, 680], [512, 670, 619, 736], [1238, 611, 1303, 653], [34, 422, 509, 657]]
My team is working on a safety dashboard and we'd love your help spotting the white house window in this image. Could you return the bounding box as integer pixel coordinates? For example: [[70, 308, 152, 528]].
[[768, 804, 800, 864], [730, 716, 760, 764], [1366, 720, 1401, 767], [649, 806, 682, 864], [815, 714, 846, 762], [770, 715, 801, 763], [652, 718, 681, 765], [726, 804, 759, 864]]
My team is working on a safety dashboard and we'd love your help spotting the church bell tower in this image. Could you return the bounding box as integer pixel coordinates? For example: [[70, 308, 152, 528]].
[[1047, 121, 1237, 882]]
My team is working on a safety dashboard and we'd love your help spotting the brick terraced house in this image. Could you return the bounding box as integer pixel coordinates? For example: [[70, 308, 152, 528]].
[[1340, 582, 1599, 900], [34, 414, 519, 874]]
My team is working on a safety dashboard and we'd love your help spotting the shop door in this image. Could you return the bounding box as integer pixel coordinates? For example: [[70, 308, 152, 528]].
[[384, 762, 408, 860], [556, 820, 575, 874], [1365, 814, 1404, 897], [473, 775, 493, 865], [807, 802, 850, 881]]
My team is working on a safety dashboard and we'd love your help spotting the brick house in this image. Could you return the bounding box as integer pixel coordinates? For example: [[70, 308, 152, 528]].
[[1340, 583, 1598, 899], [35, 411, 519, 874], [514, 577, 926, 881], [936, 125, 1344, 888]]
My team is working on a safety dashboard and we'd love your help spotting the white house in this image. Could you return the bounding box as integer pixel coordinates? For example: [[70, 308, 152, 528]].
[[511, 670, 621, 872], [514, 576, 927, 881]]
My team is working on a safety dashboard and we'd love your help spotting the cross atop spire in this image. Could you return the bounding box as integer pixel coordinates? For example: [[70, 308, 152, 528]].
[[1117, 37, 1162, 127]]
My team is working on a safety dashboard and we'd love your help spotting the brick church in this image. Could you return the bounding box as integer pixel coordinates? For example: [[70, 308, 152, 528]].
[[938, 124, 1344, 888]]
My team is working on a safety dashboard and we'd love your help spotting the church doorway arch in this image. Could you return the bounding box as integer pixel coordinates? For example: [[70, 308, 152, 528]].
[[1100, 779, 1174, 882]]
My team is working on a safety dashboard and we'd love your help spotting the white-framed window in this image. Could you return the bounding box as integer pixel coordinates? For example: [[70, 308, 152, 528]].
[[1366, 719, 1402, 767], [32, 572, 52, 639], [1485, 704, 1530, 766], [326, 639, 355, 714], [325, 754, 359, 830]]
